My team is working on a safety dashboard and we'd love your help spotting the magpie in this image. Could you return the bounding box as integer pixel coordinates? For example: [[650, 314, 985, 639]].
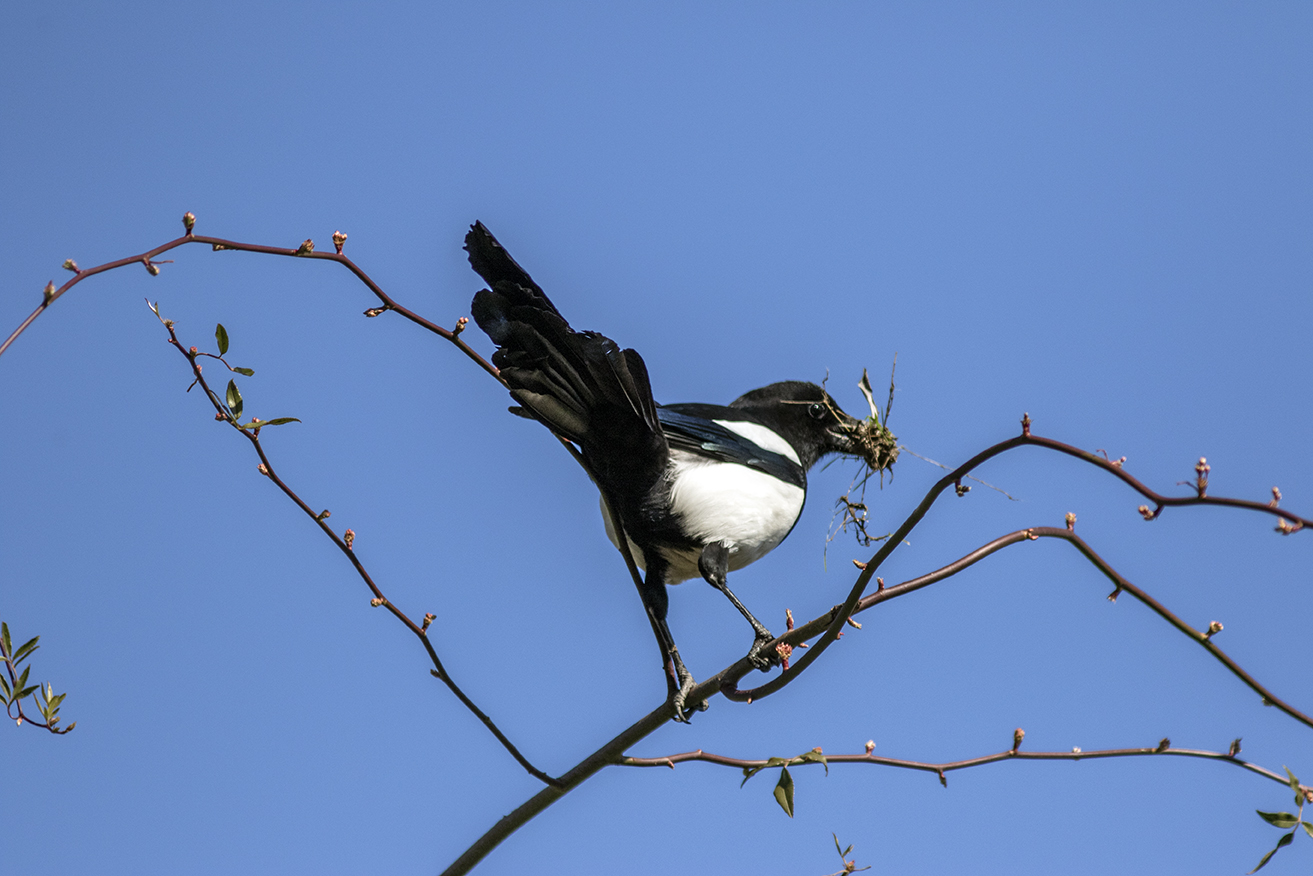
[[465, 222, 896, 719]]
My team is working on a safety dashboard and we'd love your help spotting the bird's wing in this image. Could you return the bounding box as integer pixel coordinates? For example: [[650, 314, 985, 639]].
[[466, 222, 668, 500], [658, 405, 806, 488]]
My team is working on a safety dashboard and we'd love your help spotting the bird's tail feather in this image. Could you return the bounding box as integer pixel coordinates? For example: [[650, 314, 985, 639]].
[[466, 224, 663, 481]]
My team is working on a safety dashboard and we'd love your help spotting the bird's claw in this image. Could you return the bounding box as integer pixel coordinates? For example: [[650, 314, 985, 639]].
[[746, 632, 779, 672], [668, 667, 703, 723]]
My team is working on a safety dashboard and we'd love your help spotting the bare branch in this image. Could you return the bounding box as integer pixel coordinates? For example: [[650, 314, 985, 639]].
[[617, 743, 1311, 794], [154, 314, 559, 788], [3, 225, 501, 386], [721, 427, 1311, 704]]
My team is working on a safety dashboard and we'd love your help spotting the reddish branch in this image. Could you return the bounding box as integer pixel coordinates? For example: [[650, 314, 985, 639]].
[[619, 744, 1311, 797], [1, 229, 499, 383], [152, 313, 559, 788], [740, 525, 1313, 730], [718, 427, 1311, 706]]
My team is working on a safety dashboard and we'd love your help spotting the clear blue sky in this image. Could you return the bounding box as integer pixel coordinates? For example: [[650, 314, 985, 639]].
[[3, 3, 1311, 874]]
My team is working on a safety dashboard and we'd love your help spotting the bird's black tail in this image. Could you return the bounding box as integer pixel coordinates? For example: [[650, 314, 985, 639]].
[[466, 222, 666, 492]]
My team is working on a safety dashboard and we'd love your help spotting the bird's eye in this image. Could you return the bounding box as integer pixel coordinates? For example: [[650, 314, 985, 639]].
[[807, 402, 825, 420]]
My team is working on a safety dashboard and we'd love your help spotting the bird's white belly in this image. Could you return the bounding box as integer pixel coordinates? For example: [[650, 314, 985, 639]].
[[602, 453, 805, 584]]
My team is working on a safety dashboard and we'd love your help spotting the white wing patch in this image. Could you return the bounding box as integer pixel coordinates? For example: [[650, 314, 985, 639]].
[[713, 419, 801, 465]]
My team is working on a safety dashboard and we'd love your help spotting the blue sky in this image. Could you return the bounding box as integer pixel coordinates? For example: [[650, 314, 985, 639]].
[[3, 3, 1311, 874]]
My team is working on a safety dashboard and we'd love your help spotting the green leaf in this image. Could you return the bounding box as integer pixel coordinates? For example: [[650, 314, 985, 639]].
[[13, 636, 39, 664], [231, 367, 255, 377], [261, 417, 301, 426], [226, 380, 243, 421], [797, 748, 829, 776], [1258, 811, 1300, 829], [17, 664, 30, 690], [0, 674, 11, 701], [215, 323, 229, 355], [1, 622, 11, 658], [1302, 822, 1313, 839], [1284, 767, 1301, 794], [773, 766, 795, 818], [16, 685, 38, 700], [741, 756, 790, 787], [1248, 831, 1294, 874]]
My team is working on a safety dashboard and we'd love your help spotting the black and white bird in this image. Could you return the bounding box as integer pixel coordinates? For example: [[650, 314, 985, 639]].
[[466, 222, 895, 719]]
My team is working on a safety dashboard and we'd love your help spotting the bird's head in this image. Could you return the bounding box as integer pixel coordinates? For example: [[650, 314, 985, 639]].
[[730, 380, 899, 474]]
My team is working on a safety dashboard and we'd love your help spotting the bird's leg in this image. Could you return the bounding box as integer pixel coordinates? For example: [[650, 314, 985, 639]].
[[698, 542, 777, 672], [638, 568, 703, 722]]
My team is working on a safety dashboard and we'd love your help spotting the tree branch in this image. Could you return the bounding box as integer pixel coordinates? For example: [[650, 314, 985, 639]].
[[442, 511, 1312, 873], [2, 221, 499, 385], [721, 421, 1310, 703], [152, 310, 559, 788], [618, 742, 1310, 794]]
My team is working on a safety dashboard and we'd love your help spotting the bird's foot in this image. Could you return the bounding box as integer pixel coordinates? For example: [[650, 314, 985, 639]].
[[746, 631, 780, 672], [668, 669, 705, 723]]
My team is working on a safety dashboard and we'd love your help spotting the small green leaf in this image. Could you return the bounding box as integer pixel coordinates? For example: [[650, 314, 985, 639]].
[[1, 622, 11, 658], [1248, 831, 1294, 873], [16, 685, 38, 700], [0, 674, 11, 701], [797, 748, 829, 776], [741, 756, 790, 787], [13, 636, 39, 664], [1302, 822, 1313, 839], [1284, 767, 1300, 794], [215, 323, 229, 355], [1258, 811, 1300, 829], [773, 767, 795, 818], [226, 380, 243, 421], [261, 417, 301, 426], [17, 664, 30, 690], [231, 367, 255, 377]]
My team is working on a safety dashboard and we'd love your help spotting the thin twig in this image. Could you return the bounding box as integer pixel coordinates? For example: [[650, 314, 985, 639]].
[[720, 428, 1311, 703], [155, 314, 559, 788], [2, 229, 499, 384], [618, 745, 1309, 795]]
